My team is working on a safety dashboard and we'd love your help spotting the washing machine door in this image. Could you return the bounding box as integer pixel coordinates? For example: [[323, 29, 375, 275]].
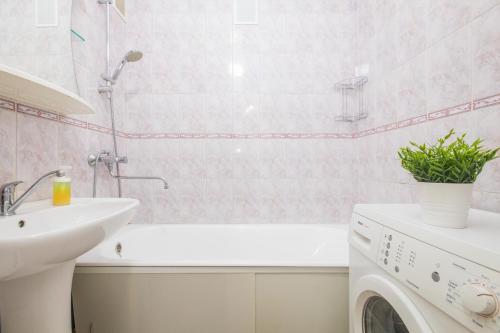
[[353, 275, 433, 333]]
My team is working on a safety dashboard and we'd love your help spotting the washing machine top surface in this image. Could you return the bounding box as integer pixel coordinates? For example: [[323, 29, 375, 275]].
[[353, 204, 500, 272]]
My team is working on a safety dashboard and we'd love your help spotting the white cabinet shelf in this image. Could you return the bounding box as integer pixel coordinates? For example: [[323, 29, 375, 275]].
[[0, 64, 94, 115]]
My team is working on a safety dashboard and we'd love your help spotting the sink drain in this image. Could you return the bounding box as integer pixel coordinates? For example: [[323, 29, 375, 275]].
[[18, 220, 25, 228]]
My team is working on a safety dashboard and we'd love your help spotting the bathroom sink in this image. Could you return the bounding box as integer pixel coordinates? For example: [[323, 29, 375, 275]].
[[0, 198, 139, 333], [0, 198, 138, 280]]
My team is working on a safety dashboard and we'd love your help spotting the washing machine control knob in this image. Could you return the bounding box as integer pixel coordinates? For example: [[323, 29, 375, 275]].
[[460, 284, 498, 317]]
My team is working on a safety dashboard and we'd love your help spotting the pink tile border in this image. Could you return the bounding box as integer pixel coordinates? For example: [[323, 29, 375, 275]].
[[119, 132, 355, 140], [17, 103, 59, 122], [87, 123, 113, 135], [2, 92, 499, 140], [427, 102, 471, 120], [59, 115, 87, 129], [0, 98, 15, 112], [397, 115, 427, 129], [473, 93, 500, 110]]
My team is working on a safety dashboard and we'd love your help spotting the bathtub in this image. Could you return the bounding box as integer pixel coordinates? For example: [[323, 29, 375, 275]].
[[73, 224, 349, 333], [77, 224, 349, 267]]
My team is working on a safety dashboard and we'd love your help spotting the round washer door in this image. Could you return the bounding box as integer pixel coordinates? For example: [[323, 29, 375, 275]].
[[353, 275, 433, 333]]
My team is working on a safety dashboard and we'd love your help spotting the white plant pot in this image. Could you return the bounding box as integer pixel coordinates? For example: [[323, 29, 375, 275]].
[[416, 182, 474, 229]]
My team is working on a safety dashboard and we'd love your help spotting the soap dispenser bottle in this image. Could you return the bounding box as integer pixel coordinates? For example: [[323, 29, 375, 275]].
[[53, 166, 72, 206]]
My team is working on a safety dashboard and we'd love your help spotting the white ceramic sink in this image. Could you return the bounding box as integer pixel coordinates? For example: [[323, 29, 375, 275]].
[[0, 198, 138, 333]]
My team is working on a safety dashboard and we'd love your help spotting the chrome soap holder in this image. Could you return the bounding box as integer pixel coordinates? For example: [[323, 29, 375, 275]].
[[335, 76, 368, 122]]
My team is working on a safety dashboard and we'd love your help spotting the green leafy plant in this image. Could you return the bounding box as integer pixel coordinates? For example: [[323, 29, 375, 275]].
[[398, 129, 499, 183]]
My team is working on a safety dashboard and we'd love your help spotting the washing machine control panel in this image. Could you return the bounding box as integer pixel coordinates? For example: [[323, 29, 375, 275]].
[[377, 227, 500, 333]]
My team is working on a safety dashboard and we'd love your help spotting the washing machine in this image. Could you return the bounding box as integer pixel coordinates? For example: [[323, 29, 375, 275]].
[[349, 204, 500, 333]]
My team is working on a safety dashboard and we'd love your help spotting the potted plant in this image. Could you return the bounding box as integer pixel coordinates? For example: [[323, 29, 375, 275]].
[[398, 129, 499, 228]]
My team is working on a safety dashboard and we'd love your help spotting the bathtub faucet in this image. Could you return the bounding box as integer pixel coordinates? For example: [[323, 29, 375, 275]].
[[108, 173, 169, 190], [88, 151, 168, 192]]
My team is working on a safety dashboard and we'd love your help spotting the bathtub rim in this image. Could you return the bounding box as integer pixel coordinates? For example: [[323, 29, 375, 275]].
[[74, 266, 349, 274], [76, 223, 349, 268]]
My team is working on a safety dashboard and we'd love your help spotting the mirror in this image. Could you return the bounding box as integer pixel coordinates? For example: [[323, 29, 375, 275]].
[[0, 0, 78, 95]]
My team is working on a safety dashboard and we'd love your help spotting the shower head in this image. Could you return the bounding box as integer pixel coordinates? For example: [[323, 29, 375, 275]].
[[125, 50, 143, 62], [109, 50, 143, 82]]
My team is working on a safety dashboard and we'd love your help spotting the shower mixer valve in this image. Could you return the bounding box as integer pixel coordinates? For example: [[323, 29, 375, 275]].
[[88, 152, 128, 172], [103, 155, 128, 169]]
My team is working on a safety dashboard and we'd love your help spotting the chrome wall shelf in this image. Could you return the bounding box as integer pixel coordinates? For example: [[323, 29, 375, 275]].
[[335, 76, 368, 122]]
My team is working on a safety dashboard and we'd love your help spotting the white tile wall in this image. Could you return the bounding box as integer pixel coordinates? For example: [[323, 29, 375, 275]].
[[354, 0, 500, 213], [0, 0, 77, 93], [114, 0, 357, 223], [0, 0, 498, 226]]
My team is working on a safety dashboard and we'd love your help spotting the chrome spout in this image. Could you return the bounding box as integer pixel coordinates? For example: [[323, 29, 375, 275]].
[[0, 170, 65, 216], [107, 169, 169, 190]]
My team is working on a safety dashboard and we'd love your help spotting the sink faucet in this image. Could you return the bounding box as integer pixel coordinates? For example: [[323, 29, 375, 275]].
[[0, 170, 65, 216]]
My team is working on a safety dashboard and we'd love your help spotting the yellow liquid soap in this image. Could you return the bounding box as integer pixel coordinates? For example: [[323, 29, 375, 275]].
[[53, 182, 71, 206]]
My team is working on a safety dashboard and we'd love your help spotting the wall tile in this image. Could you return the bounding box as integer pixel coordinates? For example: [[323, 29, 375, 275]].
[[205, 141, 233, 179], [58, 124, 91, 197], [205, 179, 234, 221], [426, 26, 472, 112], [472, 5, 500, 100], [204, 94, 233, 132], [232, 140, 261, 179], [178, 140, 206, 179], [474, 106, 500, 194], [0, 108, 16, 185], [122, 181, 154, 224], [150, 94, 180, 133], [16, 114, 59, 201], [150, 139, 181, 179], [109, 0, 359, 224], [397, 1, 427, 65], [427, 0, 473, 45], [473, 190, 500, 213], [44, 0, 498, 226], [259, 179, 288, 220], [353, 0, 500, 215], [258, 141, 286, 179], [176, 179, 207, 223], [397, 54, 427, 119]]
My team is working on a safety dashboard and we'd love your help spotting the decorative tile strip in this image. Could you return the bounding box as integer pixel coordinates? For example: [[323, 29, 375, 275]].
[[355, 128, 377, 138], [17, 103, 59, 121], [3, 92, 499, 140], [115, 130, 129, 138], [59, 115, 87, 129], [206, 133, 234, 139], [397, 114, 427, 129], [0, 97, 15, 111], [473, 93, 500, 110], [87, 122, 113, 135], [427, 102, 471, 120], [375, 122, 398, 133], [122, 132, 356, 140], [330, 133, 355, 139]]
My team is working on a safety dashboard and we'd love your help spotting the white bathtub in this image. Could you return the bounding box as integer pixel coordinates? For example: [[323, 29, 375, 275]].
[[73, 224, 350, 333], [77, 224, 349, 267]]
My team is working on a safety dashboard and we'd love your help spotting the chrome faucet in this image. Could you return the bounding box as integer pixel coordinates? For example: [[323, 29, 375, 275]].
[[0, 170, 65, 216], [88, 151, 168, 197], [108, 173, 169, 190]]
